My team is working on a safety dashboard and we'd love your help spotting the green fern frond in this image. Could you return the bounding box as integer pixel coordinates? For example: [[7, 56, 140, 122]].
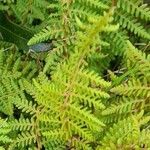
[[72, 0, 109, 21], [73, 0, 109, 10], [107, 30, 129, 55], [0, 77, 17, 115], [28, 26, 63, 45], [111, 79, 150, 98], [69, 121, 94, 141], [0, 48, 38, 116], [0, 41, 16, 50], [43, 139, 65, 150], [125, 41, 150, 79], [9, 118, 35, 131], [13, 96, 38, 116], [97, 115, 149, 149], [104, 40, 150, 124], [139, 129, 150, 148], [0, 118, 12, 149], [12, 131, 36, 148], [14, 8, 117, 149], [72, 139, 92, 150], [42, 130, 64, 141], [10, 0, 50, 25], [115, 12, 150, 39], [0, 49, 38, 79], [1, 0, 150, 149], [117, 0, 150, 21], [101, 96, 147, 124], [69, 104, 105, 129], [110, 77, 150, 117]]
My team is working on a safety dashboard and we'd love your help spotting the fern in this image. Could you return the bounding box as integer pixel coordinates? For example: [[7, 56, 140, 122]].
[[101, 41, 150, 124], [124, 41, 150, 80], [97, 113, 150, 149], [6, 8, 118, 149], [117, 0, 150, 21], [0, 46, 38, 116], [0, 118, 12, 149], [7, 0, 50, 25], [0, 0, 150, 150]]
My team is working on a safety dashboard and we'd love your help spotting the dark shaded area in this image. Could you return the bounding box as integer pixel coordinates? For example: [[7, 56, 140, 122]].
[[144, 0, 150, 4], [32, 18, 42, 26], [0, 12, 34, 50]]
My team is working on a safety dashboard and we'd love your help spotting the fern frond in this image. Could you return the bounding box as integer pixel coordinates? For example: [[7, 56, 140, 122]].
[[102, 96, 146, 117], [69, 121, 94, 141], [1, 0, 150, 149], [111, 79, 150, 98], [0, 77, 16, 115], [69, 104, 105, 130], [115, 11, 150, 39], [97, 115, 149, 149], [28, 26, 63, 45], [72, 139, 92, 150], [0, 118, 12, 144], [125, 41, 150, 80], [42, 130, 64, 141], [0, 41, 15, 49], [43, 138, 65, 150], [12, 131, 36, 148], [107, 30, 129, 55], [10, 0, 50, 25], [117, 0, 150, 21], [72, 0, 109, 21], [73, 0, 109, 10], [13, 96, 38, 116], [16, 8, 117, 149], [139, 129, 150, 148], [9, 118, 35, 131]]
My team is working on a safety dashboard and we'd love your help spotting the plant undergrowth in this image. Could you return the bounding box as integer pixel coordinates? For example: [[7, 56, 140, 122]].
[[0, 0, 150, 149]]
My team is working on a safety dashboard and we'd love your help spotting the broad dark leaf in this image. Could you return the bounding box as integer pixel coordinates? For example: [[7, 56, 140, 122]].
[[0, 13, 34, 50]]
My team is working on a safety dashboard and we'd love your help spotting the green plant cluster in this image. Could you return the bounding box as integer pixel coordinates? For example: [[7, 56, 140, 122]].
[[0, 0, 150, 149]]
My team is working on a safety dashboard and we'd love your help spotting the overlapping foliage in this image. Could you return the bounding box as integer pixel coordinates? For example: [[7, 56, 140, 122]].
[[0, 0, 149, 149]]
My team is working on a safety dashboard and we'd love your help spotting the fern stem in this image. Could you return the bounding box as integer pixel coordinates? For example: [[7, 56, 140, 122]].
[[35, 109, 42, 150]]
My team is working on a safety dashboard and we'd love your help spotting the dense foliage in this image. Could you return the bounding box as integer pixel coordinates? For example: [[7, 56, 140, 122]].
[[0, 0, 150, 149]]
